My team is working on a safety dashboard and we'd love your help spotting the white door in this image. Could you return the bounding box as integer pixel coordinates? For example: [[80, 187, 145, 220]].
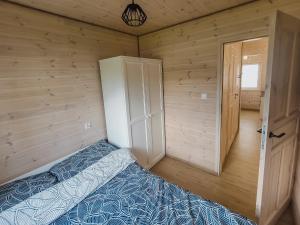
[[125, 61, 149, 168], [143, 62, 165, 167], [256, 11, 300, 225]]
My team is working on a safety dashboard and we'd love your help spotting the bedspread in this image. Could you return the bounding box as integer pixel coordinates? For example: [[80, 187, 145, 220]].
[[0, 149, 134, 225], [51, 163, 255, 225], [0, 139, 256, 225]]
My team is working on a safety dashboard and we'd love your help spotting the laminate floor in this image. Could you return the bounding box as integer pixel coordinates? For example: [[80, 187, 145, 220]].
[[151, 110, 261, 221], [152, 110, 296, 223], [275, 206, 295, 225]]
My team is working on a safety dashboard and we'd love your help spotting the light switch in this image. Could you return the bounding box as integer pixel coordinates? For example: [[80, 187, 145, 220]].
[[84, 121, 92, 130], [201, 93, 208, 100]]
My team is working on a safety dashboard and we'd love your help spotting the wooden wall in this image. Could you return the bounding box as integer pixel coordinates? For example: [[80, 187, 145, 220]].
[[241, 91, 261, 110], [2, 0, 300, 219], [241, 38, 268, 111], [0, 1, 138, 184], [294, 144, 300, 225], [294, 129, 300, 225], [139, 0, 300, 173]]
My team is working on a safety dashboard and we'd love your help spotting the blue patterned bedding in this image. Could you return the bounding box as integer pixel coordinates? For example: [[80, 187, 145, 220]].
[[0, 172, 57, 212], [50, 140, 118, 181], [50, 163, 255, 225], [0, 140, 114, 213], [0, 140, 256, 225]]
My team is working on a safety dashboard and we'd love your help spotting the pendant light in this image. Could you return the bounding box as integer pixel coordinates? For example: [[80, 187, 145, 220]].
[[121, 0, 147, 26]]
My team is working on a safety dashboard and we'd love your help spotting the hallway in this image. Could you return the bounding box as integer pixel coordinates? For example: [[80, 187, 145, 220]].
[[151, 110, 261, 220]]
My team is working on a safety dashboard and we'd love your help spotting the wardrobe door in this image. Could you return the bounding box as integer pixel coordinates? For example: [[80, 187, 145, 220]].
[[144, 61, 165, 167], [125, 60, 149, 168]]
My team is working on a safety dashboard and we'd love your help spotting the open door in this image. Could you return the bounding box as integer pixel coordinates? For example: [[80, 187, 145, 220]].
[[256, 11, 300, 225], [221, 42, 242, 167], [229, 43, 242, 152]]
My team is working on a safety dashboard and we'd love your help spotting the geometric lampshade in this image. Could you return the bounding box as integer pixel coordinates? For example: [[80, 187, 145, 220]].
[[122, 0, 147, 26]]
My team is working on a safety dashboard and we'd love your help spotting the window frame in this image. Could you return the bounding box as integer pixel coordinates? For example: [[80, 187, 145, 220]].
[[241, 63, 261, 91]]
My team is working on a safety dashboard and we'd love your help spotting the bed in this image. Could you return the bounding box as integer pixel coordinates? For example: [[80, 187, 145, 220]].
[[0, 140, 256, 225]]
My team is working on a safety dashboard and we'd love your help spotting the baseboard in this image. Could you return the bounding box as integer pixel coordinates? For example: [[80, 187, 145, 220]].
[[292, 199, 300, 225], [2, 144, 90, 186], [241, 108, 260, 111], [261, 198, 290, 225], [165, 154, 218, 176], [147, 153, 165, 169]]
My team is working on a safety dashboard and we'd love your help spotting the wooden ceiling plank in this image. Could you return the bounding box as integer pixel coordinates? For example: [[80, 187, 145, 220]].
[[6, 0, 257, 35]]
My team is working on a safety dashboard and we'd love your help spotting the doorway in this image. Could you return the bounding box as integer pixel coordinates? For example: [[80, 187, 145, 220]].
[[220, 37, 269, 170], [219, 12, 300, 224]]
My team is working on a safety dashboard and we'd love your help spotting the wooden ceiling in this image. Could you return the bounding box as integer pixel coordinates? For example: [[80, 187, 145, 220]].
[[9, 0, 256, 35]]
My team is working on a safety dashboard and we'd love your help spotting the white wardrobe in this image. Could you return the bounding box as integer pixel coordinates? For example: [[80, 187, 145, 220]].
[[99, 56, 165, 169]]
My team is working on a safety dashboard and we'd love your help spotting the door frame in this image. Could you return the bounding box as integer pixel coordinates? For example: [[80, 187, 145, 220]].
[[215, 33, 269, 175]]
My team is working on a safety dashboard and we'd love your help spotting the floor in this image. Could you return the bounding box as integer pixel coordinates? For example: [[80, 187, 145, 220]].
[[151, 110, 262, 221], [276, 206, 295, 225], [152, 109, 296, 224]]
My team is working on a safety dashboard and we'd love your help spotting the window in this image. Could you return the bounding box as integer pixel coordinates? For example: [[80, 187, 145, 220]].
[[241, 64, 259, 89]]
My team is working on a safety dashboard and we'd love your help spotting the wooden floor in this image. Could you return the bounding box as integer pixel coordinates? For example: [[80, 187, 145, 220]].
[[275, 206, 295, 225], [152, 109, 296, 224], [152, 110, 261, 221]]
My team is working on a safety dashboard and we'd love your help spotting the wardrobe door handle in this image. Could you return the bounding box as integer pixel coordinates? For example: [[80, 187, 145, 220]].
[[269, 132, 286, 139]]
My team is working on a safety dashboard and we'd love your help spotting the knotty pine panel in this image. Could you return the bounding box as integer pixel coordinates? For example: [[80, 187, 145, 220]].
[[240, 38, 268, 111], [0, 1, 138, 184], [139, 0, 300, 173], [294, 139, 300, 225], [241, 91, 261, 110], [9, 0, 254, 35]]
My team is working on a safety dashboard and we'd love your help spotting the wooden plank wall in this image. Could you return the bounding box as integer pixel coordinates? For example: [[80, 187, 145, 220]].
[[241, 38, 268, 111], [241, 91, 261, 110], [0, 1, 138, 184], [139, 0, 300, 173], [294, 139, 300, 225]]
